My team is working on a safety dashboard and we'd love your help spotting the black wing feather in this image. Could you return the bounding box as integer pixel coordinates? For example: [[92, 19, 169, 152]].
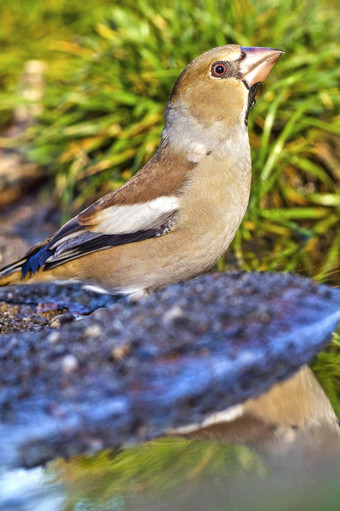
[[43, 228, 159, 271], [19, 217, 174, 277]]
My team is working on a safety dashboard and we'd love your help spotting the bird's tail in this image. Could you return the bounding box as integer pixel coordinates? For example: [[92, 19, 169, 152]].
[[0, 256, 29, 286], [0, 237, 53, 287]]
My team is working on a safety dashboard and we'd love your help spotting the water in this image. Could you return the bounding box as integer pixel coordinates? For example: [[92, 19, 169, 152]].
[[0, 439, 339, 511], [0, 467, 64, 511], [1, 364, 339, 510]]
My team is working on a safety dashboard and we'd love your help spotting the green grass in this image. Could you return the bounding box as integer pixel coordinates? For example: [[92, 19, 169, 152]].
[[0, 0, 112, 87], [49, 432, 340, 511], [1, 0, 338, 277], [312, 331, 340, 417], [50, 440, 265, 510]]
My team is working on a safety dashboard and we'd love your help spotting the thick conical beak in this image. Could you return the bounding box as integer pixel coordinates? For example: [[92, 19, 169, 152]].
[[240, 46, 283, 87]]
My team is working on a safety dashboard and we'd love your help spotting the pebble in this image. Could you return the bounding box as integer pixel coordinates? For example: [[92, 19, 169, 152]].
[[48, 331, 61, 344], [163, 305, 184, 323], [84, 324, 102, 338], [61, 354, 79, 374]]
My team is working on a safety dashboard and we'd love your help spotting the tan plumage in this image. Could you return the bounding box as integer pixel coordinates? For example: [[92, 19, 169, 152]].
[[0, 45, 282, 295], [171, 366, 340, 457]]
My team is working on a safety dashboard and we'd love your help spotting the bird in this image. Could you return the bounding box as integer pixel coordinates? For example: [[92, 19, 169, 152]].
[[0, 45, 282, 297], [170, 365, 340, 459]]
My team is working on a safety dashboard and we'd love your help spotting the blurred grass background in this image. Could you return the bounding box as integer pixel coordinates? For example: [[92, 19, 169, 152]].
[[0, 0, 339, 280]]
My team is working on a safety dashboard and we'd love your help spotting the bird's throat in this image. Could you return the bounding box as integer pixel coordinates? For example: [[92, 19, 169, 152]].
[[245, 83, 259, 126]]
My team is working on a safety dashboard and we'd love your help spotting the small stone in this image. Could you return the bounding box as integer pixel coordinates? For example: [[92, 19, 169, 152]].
[[163, 305, 184, 323], [49, 312, 75, 329], [48, 331, 61, 344], [112, 318, 123, 332], [49, 318, 61, 329], [84, 324, 102, 338], [112, 343, 131, 361], [61, 354, 79, 374]]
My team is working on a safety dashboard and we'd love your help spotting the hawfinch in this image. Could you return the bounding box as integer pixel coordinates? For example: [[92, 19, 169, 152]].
[[172, 366, 340, 456], [0, 45, 282, 296]]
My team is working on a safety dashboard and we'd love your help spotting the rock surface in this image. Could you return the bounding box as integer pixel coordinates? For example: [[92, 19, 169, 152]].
[[0, 271, 339, 468]]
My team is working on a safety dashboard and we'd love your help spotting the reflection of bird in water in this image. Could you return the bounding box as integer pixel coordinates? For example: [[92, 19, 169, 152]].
[[170, 366, 340, 460]]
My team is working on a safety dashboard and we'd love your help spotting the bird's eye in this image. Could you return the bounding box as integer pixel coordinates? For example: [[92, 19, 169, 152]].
[[211, 62, 228, 78]]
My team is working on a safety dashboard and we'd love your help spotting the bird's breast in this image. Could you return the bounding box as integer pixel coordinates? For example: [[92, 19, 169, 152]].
[[177, 139, 252, 264]]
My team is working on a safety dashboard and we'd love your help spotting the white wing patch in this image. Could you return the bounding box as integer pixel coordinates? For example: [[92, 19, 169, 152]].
[[86, 196, 179, 235], [166, 404, 245, 435]]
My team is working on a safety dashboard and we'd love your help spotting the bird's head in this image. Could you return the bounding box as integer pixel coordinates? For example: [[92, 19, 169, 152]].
[[165, 45, 282, 139]]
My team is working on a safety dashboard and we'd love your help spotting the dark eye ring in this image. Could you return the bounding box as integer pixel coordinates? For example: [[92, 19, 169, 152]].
[[211, 62, 228, 77]]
